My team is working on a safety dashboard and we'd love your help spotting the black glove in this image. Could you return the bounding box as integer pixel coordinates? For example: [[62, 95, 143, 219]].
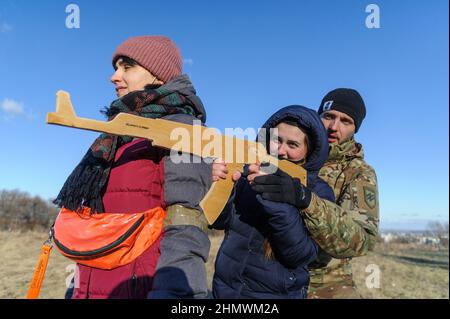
[[251, 169, 311, 210]]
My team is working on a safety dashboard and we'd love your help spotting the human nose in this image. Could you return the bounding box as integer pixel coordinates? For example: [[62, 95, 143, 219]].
[[278, 144, 288, 158], [111, 69, 122, 84], [329, 119, 339, 131]]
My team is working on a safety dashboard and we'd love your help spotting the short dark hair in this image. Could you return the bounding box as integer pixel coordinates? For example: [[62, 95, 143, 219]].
[[113, 55, 139, 70]]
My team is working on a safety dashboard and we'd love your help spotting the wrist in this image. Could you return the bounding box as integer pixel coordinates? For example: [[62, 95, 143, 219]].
[[293, 180, 311, 210], [301, 192, 319, 216], [302, 187, 312, 209]]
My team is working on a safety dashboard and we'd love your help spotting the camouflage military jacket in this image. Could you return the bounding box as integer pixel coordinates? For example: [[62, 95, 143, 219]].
[[302, 138, 379, 284]]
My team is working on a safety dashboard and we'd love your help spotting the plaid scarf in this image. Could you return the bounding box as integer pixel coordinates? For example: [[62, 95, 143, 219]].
[[54, 75, 203, 213]]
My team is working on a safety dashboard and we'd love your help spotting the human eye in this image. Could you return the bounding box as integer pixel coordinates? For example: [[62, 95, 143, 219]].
[[342, 119, 353, 126], [270, 134, 280, 142], [269, 136, 280, 148]]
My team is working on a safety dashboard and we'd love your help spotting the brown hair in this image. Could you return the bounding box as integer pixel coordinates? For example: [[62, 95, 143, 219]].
[[264, 238, 274, 260]]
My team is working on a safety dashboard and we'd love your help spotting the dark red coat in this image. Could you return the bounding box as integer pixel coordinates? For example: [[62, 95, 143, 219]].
[[72, 139, 166, 299]]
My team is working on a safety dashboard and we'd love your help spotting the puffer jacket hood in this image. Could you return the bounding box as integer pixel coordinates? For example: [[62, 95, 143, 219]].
[[259, 105, 329, 173]]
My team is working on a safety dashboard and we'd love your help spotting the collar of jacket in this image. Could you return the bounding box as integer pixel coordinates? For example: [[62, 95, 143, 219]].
[[327, 138, 364, 163]]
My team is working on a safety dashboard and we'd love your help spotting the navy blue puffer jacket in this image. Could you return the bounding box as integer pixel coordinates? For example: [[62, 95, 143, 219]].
[[212, 105, 335, 299]]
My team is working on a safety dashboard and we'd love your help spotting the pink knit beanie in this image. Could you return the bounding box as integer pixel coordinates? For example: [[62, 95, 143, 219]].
[[112, 35, 182, 83]]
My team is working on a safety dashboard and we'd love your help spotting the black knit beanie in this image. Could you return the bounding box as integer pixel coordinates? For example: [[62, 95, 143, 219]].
[[318, 88, 366, 133]]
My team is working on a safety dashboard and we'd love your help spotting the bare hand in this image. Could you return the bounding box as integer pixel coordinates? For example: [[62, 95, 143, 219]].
[[212, 158, 241, 182], [247, 163, 268, 184]]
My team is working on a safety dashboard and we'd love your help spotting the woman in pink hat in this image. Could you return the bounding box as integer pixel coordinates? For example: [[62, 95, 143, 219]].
[[55, 36, 212, 299]]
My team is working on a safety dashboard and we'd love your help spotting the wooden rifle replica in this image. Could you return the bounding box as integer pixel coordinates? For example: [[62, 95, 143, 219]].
[[46, 90, 307, 225], [25, 90, 307, 299]]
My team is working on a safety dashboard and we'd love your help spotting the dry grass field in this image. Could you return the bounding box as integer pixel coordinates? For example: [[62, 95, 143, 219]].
[[0, 231, 448, 299]]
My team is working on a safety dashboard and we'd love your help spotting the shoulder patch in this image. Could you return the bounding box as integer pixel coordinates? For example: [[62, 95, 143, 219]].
[[355, 181, 378, 213], [363, 186, 376, 209]]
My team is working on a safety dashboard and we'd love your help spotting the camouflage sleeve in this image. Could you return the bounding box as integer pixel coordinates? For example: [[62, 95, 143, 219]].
[[302, 166, 379, 258]]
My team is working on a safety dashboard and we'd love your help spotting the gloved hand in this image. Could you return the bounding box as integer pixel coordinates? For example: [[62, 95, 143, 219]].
[[251, 168, 312, 210]]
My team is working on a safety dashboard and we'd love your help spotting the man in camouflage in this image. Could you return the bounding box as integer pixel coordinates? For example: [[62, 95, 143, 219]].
[[303, 88, 379, 298]]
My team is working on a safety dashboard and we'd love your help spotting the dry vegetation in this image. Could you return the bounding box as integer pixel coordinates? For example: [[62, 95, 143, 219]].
[[352, 242, 449, 298], [0, 190, 58, 231], [0, 230, 448, 299]]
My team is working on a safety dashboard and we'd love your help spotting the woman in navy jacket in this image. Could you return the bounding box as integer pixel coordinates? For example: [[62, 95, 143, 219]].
[[211, 105, 335, 299]]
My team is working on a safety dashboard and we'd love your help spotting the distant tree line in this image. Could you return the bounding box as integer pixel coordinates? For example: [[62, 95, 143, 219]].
[[0, 189, 58, 231], [381, 221, 449, 249], [426, 220, 449, 237], [426, 220, 449, 248]]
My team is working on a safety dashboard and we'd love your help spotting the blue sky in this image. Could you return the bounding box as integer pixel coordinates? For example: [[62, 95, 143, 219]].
[[0, 0, 448, 230]]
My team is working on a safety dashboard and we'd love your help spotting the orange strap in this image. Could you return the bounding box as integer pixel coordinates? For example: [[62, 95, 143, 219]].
[[27, 243, 52, 299]]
